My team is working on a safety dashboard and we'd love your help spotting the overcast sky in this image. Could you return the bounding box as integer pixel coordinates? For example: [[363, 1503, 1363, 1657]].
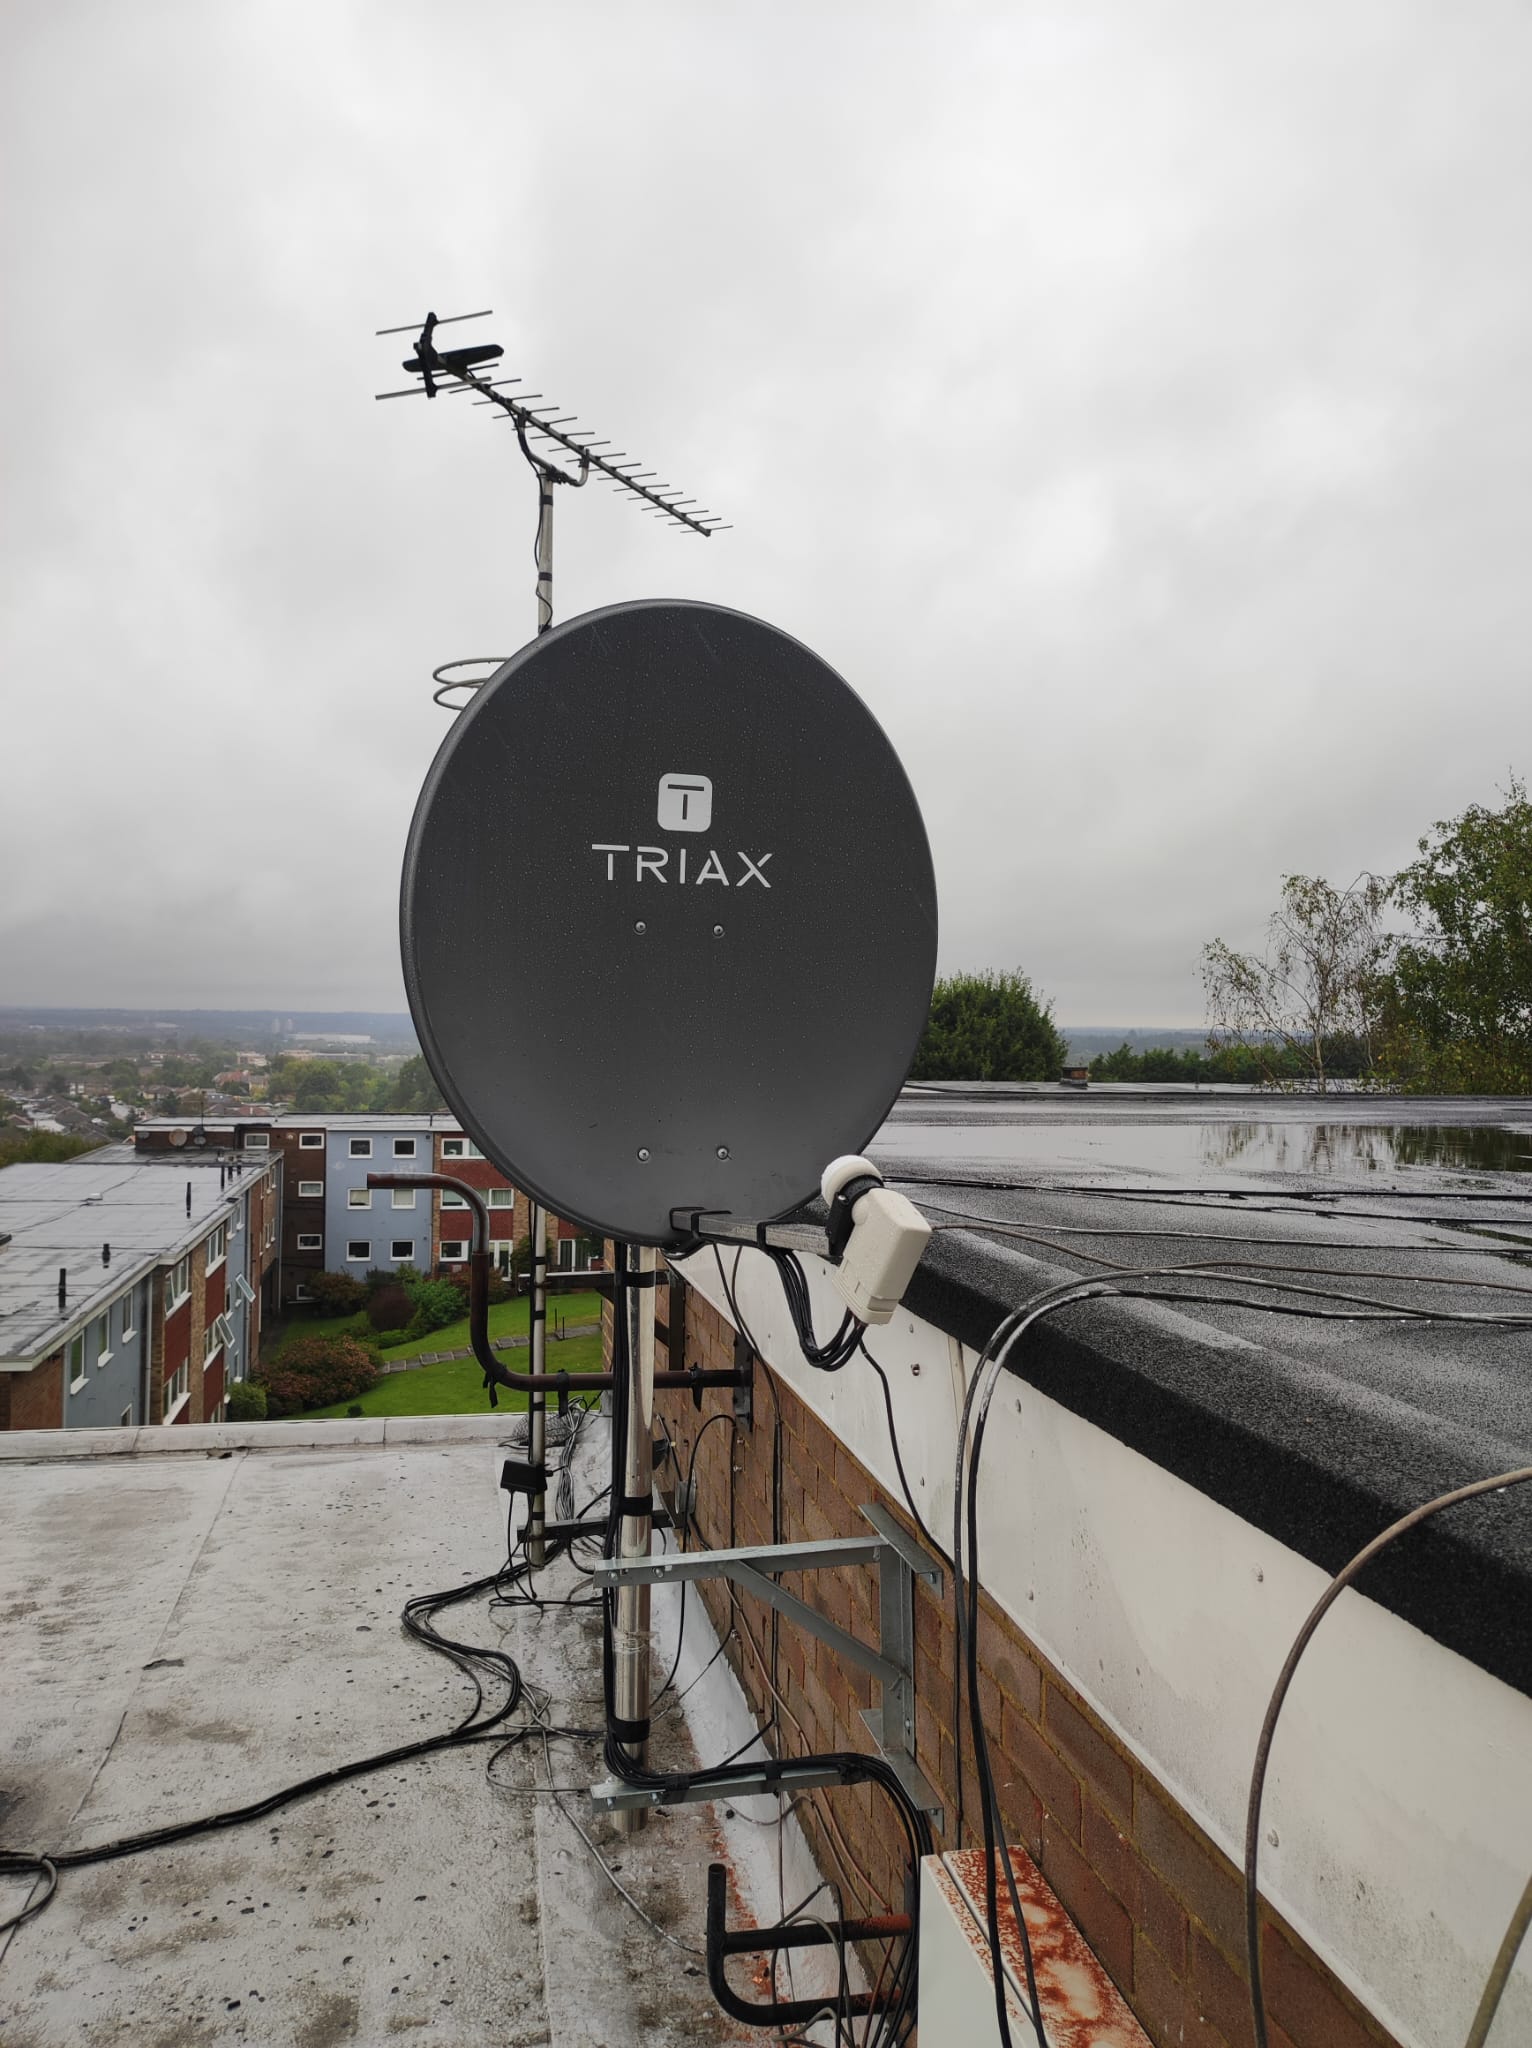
[[3, 1, 1529, 1025]]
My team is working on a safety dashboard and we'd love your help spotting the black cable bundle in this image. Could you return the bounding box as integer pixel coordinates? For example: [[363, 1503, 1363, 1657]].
[[762, 1245, 864, 1371]]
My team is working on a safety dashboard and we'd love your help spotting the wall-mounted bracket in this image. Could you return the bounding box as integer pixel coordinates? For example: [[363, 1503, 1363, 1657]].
[[589, 1502, 943, 1824]]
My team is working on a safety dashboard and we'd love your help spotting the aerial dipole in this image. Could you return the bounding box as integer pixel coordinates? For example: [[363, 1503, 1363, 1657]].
[[374, 310, 726, 1730]]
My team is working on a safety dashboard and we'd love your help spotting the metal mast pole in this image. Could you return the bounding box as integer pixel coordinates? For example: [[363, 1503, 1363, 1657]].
[[613, 1242, 657, 1833], [524, 463, 556, 1566]]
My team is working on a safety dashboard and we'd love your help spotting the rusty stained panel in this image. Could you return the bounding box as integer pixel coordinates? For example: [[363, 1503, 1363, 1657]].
[[930, 1846, 1149, 2048]]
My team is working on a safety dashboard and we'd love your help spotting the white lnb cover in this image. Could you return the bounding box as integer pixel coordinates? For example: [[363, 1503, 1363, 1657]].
[[831, 1184, 931, 1325]]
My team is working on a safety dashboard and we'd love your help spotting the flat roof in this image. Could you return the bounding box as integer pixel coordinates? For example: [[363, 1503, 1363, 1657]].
[[870, 1088, 1532, 1697], [0, 1419, 789, 2046], [0, 1156, 268, 1367]]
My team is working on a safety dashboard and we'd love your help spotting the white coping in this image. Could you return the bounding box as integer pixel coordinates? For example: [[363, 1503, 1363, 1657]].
[[0, 1413, 512, 1459], [675, 1245, 1532, 2048]]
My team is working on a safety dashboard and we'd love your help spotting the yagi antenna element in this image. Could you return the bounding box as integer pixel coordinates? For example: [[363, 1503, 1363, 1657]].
[[373, 308, 727, 541]]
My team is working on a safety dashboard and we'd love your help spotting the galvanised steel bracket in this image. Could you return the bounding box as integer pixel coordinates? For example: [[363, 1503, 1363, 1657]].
[[589, 1502, 944, 1824]]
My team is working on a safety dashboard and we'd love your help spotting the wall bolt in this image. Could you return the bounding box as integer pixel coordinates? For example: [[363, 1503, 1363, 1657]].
[[910, 1362, 921, 1376], [634, 921, 647, 934], [716, 1146, 729, 1159], [713, 925, 724, 937], [637, 1148, 651, 1162]]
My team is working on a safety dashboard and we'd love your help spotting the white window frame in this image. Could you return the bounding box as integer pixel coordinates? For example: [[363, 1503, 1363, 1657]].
[[293, 1283, 314, 1302], [119, 1291, 137, 1344], [349, 1136, 372, 1158], [393, 1137, 416, 1158], [299, 1132, 324, 1150], [203, 1323, 223, 1363], [243, 1132, 270, 1151], [164, 1255, 191, 1313], [391, 1187, 416, 1209], [345, 1240, 371, 1263], [205, 1221, 228, 1273], [348, 1187, 372, 1209], [440, 1191, 468, 1209], [163, 1361, 190, 1422], [121, 1407, 133, 1427], [90, 1311, 112, 1370], [439, 1240, 467, 1263], [441, 1137, 483, 1160], [296, 1232, 322, 1252], [298, 1179, 323, 1198], [487, 1188, 514, 1209], [390, 1238, 416, 1261], [67, 1333, 87, 1392]]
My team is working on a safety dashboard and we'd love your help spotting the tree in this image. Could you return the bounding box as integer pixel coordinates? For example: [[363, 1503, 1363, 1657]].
[[389, 1054, 446, 1113], [908, 969, 1068, 1082], [1202, 873, 1390, 1091], [1383, 777, 1532, 1091]]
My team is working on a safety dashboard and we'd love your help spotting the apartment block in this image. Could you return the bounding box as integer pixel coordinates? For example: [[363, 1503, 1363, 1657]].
[[0, 1150, 279, 1430], [133, 1114, 601, 1301]]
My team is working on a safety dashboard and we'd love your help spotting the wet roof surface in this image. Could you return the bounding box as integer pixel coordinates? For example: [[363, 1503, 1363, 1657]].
[[870, 1089, 1532, 1697], [0, 1422, 765, 2048]]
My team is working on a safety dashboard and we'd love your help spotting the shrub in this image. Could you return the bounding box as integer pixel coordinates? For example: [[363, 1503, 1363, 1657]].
[[254, 1334, 381, 1417], [367, 1283, 413, 1333], [403, 1278, 464, 1339], [225, 1379, 268, 1421], [303, 1269, 368, 1317]]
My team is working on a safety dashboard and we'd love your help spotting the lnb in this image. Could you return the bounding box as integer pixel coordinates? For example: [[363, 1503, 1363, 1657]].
[[820, 1156, 931, 1326]]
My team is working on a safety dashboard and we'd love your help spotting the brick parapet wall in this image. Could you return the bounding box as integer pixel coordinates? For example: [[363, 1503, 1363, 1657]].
[[650, 1277, 1400, 2048]]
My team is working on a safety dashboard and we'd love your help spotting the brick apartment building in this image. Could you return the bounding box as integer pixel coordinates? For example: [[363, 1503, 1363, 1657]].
[[0, 1149, 279, 1430], [132, 1114, 599, 1303]]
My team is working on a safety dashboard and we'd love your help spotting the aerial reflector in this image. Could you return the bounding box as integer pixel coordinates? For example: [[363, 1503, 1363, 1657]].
[[402, 600, 937, 1246]]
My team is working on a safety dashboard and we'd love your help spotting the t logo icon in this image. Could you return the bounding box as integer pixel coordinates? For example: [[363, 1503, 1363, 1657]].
[[657, 773, 713, 833]]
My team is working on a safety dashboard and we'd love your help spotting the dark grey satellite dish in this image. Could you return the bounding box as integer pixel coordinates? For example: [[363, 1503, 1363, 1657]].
[[401, 599, 937, 1247]]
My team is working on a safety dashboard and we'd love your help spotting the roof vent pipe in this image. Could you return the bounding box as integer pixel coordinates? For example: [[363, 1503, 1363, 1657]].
[[186, 1182, 192, 1216], [58, 1266, 66, 1310], [102, 1242, 110, 1265]]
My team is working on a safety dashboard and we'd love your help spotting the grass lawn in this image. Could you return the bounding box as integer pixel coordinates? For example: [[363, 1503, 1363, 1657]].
[[268, 1289, 605, 1367], [296, 1330, 607, 1419]]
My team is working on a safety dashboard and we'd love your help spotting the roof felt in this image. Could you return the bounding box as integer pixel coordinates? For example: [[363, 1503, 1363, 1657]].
[[0, 1156, 267, 1366], [869, 1089, 1532, 1698]]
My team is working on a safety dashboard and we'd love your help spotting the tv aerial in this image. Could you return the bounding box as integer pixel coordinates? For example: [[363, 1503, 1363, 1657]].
[[375, 308, 730, 701]]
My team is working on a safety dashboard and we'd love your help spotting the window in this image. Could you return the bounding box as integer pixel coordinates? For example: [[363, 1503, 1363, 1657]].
[[391, 1239, 416, 1261], [203, 1323, 223, 1362], [90, 1312, 111, 1369], [393, 1137, 416, 1158], [349, 1137, 372, 1158], [296, 1232, 322, 1252], [299, 1132, 324, 1150], [293, 1284, 313, 1302], [244, 1132, 270, 1151], [346, 1240, 371, 1263], [391, 1187, 415, 1209], [441, 1136, 482, 1159], [441, 1191, 468, 1209], [206, 1222, 228, 1272], [488, 1188, 514, 1209], [440, 1240, 467, 1262], [556, 1238, 576, 1271], [119, 1292, 136, 1344], [163, 1362, 190, 1420], [164, 1256, 191, 1311], [298, 1179, 323, 1198], [121, 1407, 133, 1427], [348, 1188, 371, 1209], [234, 1274, 256, 1305], [67, 1334, 86, 1391]]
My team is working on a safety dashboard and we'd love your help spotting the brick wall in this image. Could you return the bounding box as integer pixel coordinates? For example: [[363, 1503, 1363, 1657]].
[[651, 1278, 1401, 2048], [1, 1354, 64, 1431]]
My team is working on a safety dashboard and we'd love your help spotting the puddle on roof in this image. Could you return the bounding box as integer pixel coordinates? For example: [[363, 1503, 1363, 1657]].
[[871, 1120, 1532, 1180]]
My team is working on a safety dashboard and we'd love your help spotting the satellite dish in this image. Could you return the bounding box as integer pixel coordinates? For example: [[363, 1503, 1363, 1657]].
[[402, 600, 937, 1247], [168, 1129, 188, 1148]]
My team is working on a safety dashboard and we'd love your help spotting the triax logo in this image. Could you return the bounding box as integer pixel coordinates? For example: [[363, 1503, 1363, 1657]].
[[591, 774, 773, 888], [656, 772, 712, 832]]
